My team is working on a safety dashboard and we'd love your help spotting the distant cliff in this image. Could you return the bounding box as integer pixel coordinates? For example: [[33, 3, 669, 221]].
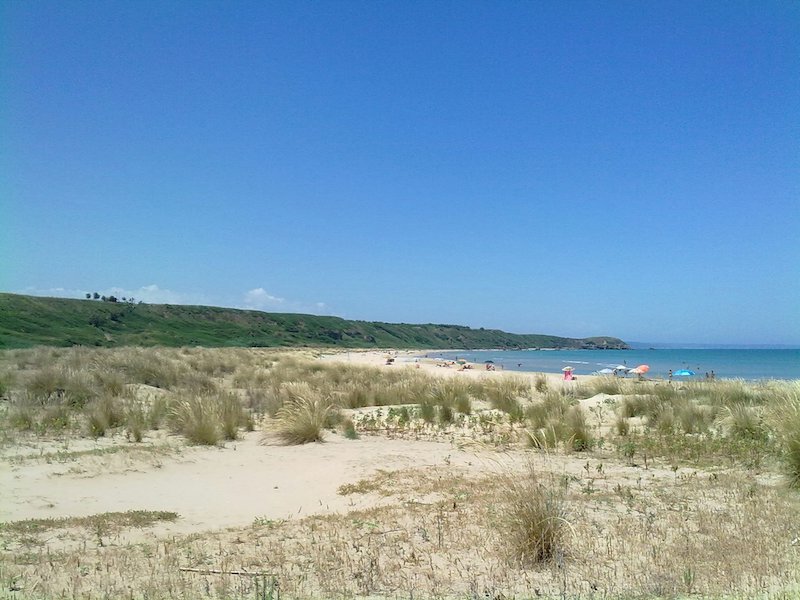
[[0, 293, 628, 350]]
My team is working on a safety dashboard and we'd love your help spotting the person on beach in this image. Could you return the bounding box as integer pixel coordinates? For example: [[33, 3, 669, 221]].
[[668, 370, 673, 382]]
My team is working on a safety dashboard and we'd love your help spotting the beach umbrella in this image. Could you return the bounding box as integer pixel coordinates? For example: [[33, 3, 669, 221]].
[[597, 368, 615, 375], [614, 365, 629, 371], [456, 359, 467, 364], [635, 364, 650, 373], [673, 369, 695, 377], [484, 360, 495, 364], [562, 366, 575, 372]]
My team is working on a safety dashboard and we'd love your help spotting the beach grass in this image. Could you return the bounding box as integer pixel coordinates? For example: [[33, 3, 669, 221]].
[[502, 464, 569, 566]]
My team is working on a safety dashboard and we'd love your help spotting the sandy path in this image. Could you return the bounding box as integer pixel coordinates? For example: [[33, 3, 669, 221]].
[[1, 432, 484, 533]]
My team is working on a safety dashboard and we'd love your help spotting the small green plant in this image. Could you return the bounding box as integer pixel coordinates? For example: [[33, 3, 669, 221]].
[[619, 440, 636, 463], [615, 415, 630, 436], [438, 404, 454, 425], [341, 417, 359, 439], [419, 401, 436, 423]]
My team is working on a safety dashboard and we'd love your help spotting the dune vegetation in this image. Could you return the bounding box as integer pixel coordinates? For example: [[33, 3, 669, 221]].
[[0, 346, 798, 599]]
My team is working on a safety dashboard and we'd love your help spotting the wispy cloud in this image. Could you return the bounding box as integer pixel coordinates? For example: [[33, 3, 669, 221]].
[[242, 287, 285, 309], [240, 288, 333, 315]]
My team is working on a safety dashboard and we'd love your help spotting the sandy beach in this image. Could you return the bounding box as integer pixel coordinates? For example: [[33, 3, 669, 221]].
[[1, 350, 583, 531], [1, 346, 797, 599]]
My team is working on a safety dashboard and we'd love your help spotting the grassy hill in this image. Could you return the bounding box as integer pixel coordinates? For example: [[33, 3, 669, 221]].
[[0, 293, 628, 350]]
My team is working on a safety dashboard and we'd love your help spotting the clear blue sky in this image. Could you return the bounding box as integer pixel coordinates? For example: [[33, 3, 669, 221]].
[[2, 1, 798, 345]]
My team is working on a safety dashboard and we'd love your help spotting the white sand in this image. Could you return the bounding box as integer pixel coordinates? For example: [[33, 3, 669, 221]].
[[2, 428, 491, 534]]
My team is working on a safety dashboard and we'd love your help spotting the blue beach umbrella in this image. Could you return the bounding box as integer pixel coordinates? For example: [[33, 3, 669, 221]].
[[673, 369, 696, 377]]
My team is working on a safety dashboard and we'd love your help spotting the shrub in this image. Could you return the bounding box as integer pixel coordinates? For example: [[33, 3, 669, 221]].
[[455, 394, 472, 415], [720, 404, 765, 440], [26, 367, 63, 401], [419, 401, 436, 423], [86, 397, 123, 438], [219, 393, 244, 440], [93, 370, 125, 397], [523, 424, 560, 450], [39, 405, 71, 432], [502, 465, 569, 565], [527, 391, 571, 428], [589, 376, 625, 396], [0, 371, 13, 399], [654, 406, 676, 435], [272, 385, 331, 445], [147, 396, 168, 430], [438, 404, 454, 425], [483, 377, 530, 414], [170, 396, 221, 445], [9, 406, 34, 431], [124, 401, 146, 442], [676, 402, 715, 434], [565, 406, 593, 451], [123, 353, 181, 389], [534, 373, 548, 393], [431, 379, 470, 410], [341, 417, 359, 440], [765, 383, 800, 488]]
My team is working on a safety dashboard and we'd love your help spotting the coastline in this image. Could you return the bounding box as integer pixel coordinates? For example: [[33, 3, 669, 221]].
[[318, 347, 800, 383], [317, 348, 598, 387]]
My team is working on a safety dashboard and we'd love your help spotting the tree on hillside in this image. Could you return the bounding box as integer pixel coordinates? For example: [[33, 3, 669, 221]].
[[85, 293, 91, 299], [93, 292, 100, 300]]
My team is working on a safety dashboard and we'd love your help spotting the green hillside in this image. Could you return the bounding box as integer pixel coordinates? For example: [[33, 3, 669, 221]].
[[0, 293, 628, 350]]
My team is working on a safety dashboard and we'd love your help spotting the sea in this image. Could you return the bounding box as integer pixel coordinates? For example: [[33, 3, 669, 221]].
[[426, 348, 800, 381]]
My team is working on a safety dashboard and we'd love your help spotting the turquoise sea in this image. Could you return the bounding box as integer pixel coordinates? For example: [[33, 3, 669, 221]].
[[430, 349, 800, 381]]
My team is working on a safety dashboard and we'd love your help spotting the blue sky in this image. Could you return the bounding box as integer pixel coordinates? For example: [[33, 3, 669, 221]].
[[2, 1, 798, 345]]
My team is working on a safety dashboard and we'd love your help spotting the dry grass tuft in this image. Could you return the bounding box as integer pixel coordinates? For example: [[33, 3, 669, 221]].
[[502, 464, 569, 566], [169, 395, 222, 445], [271, 383, 332, 444]]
